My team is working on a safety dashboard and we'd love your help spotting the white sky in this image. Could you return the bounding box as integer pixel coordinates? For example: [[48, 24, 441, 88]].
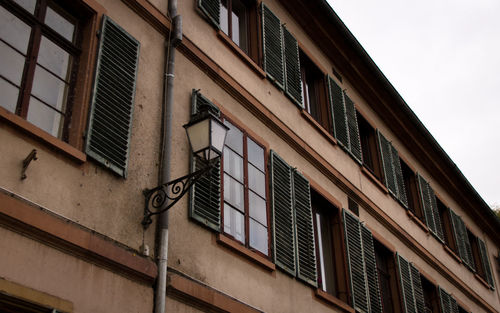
[[326, 0, 500, 207]]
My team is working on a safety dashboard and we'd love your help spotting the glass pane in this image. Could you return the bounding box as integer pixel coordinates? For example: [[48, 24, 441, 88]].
[[220, 0, 228, 36], [316, 211, 336, 295], [0, 41, 26, 85], [247, 137, 264, 171], [223, 148, 243, 182], [250, 218, 268, 255], [38, 36, 71, 80], [249, 191, 266, 226], [0, 6, 31, 54], [232, 0, 247, 52], [12, 0, 37, 14], [45, 6, 75, 42], [224, 174, 244, 211], [231, 11, 239, 46], [223, 120, 243, 155], [0, 78, 19, 113], [224, 204, 245, 243], [248, 163, 265, 197], [31, 65, 69, 112], [27, 97, 64, 137]]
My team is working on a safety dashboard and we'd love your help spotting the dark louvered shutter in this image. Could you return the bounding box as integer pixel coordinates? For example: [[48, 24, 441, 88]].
[[283, 27, 302, 108], [343, 210, 368, 313], [478, 238, 495, 289], [197, 0, 220, 28], [270, 150, 295, 275], [344, 93, 362, 163], [361, 225, 382, 313], [391, 144, 408, 208], [449, 209, 471, 267], [439, 287, 452, 313], [328, 76, 348, 146], [293, 171, 317, 286], [86, 16, 140, 178], [410, 264, 425, 313], [450, 298, 459, 313], [378, 131, 397, 195], [261, 4, 284, 89], [429, 188, 444, 242], [397, 254, 416, 313], [189, 90, 221, 231], [417, 174, 436, 234]]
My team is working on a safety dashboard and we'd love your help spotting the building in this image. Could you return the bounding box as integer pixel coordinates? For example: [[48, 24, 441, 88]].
[[0, 0, 499, 312]]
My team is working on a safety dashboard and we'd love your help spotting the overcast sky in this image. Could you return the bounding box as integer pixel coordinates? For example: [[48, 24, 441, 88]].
[[326, 0, 500, 207]]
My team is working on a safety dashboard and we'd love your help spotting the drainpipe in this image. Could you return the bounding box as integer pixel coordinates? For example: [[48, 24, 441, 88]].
[[155, 0, 182, 312]]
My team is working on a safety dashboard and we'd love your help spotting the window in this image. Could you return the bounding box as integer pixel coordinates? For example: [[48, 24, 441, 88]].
[[300, 50, 330, 132], [436, 197, 457, 254], [467, 230, 495, 288], [400, 160, 423, 220], [467, 230, 484, 277], [357, 112, 382, 180], [221, 118, 269, 256], [421, 276, 439, 313], [0, 292, 58, 313], [1, 0, 84, 141], [374, 241, 400, 313]]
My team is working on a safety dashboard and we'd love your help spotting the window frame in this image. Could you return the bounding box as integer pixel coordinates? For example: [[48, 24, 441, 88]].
[[420, 275, 440, 313], [219, 113, 271, 258], [356, 108, 383, 181], [434, 194, 460, 258], [373, 239, 401, 313]]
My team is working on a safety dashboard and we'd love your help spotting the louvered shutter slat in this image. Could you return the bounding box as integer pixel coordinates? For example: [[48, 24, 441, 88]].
[[391, 144, 408, 207], [328, 76, 348, 145], [478, 238, 495, 289], [398, 254, 416, 313], [378, 131, 397, 195], [86, 16, 140, 177], [429, 187, 445, 242], [198, 0, 220, 28], [410, 264, 425, 313], [449, 209, 470, 267], [283, 27, 303, 107], [439, 287, 452, 313], [417, 174, 436, 234], [361, 225, 382, 313], [262, 4, 284, 89], [270, 151, 296, 275], [189, 90, 221, 231], [344, 93, 362, 163]]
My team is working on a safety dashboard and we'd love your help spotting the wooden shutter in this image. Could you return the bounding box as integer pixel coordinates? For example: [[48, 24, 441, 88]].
[[417, 174, 436, 234], [361, 225, 382, 313], [344, 92, 362, 163], [283, 27, 302, 108], [327, 76, 348, 146], [189, 90, 221, 231], [449, 209, 474, 269], [397, 254, 416, 313], [439, 287, 458, 313], [86, 16, 140, 178], [391, 144, 408, 208], [478, 238, 495, 289], [343, 209, 369, 313], [261, 4, 284, 89], [197, 0, 220, 28], [378, 131, 397, 195], [410, 264, 425, 313], [429, 187, 445, 243], [270, 150, 295, 275], [293, 171, 317, 286]]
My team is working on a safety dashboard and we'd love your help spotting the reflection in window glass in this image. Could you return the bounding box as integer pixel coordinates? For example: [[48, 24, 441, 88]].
[[249, 191, 266, 226], [248, 163, 265, 197], [224, 204, 245, 243], [31, 65, 69, 112], [250, 219, 268, 254], [247, 137, 264, 171], [0, 78, 19, 113], [45, 6, 75, 42], [0, 41, 26, 86], [220, 0, 229, 35], [224, 174, 244, 211], [0, 6, 31, 54], [223, 148, 243, 182], [13, 0, 37, 14], [38, 36, 71, 79], [224, 119, 243, 154], [27, 97, 64, 137]]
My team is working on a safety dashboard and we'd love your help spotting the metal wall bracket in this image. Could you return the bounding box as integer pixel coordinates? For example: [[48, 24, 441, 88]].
[[21, 149, 37, 180]]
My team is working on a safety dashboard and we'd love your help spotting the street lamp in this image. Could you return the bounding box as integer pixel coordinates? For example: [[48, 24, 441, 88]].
[[142, 104, 229, 228]]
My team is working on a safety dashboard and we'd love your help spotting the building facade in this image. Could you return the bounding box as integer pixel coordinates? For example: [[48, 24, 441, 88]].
[[0, 0, 499, 313]]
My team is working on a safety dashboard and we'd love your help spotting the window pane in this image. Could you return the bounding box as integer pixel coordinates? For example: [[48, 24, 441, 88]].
[[223, 120, 243, 155], [224, 173, 244, 211], [0, 41, 26, 86], [248, 163, 265, 197], [220, 0, 229, 36], [316, 211, 336, 295], [231, 11, 239, 46], [223, 148, 243, 182], [38, 36, 71, 80], [45, 6, 75, 42], [27, 97, 64, 137], [232, 0, 247, 52], [224, 204, 245, 243], [250, 218, 268, 254], [0, 78, 19, 113], [249, 191, 266, 226], [0, 6, 31, 54], [31, 65, 69, 112], [247, 137, 264, 171], [12, 0, 36, 14]]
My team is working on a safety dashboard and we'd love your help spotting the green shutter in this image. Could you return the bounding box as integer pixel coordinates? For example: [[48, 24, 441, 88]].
[[270, 150, 295, 276], [293, 171, 317, 286], [283, 27, 302, 108], [378, 131, 397, 195], [86, 16, 140, 178], [343, 209, 369, 313], [429, 187, 445, 243], [189, 90, 221, 231], [417, 174, 436, 234], [261, 4, 284, 89], [328, 76, 348, 146], [197, 0, 220, 28], [449, 209, 473, 268], [397, 254, 416, 313], [391, 144, 408, 208], [361, 225, 382, 313], [410, 264, 425, 313], [478, 238, 495, 289], [450, 298, 459, 313], [344, 92, 362, 163], [439, 287, 453, 313]]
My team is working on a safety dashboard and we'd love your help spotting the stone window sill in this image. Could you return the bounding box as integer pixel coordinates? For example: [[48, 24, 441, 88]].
[[361, 166, 388, 194], [314, 289, 354, 313], [300, 110, 337, 146], [216, 233, 275, 272]]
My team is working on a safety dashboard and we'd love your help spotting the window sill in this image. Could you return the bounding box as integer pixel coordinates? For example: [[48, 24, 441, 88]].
[[314, 289, 354, 313], [443, 245, 462, 264], [216, 30, 266, 79], [361, 166, 388, 194], [474, 273, 491, 289], [300, 110, 337, 146], [0, 107, 86, 163], [216, 233, 275, 272], [407, 210, 429, 233]]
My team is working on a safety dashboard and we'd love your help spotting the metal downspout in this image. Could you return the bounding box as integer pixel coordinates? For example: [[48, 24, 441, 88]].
[[156, 0, 181, 312]]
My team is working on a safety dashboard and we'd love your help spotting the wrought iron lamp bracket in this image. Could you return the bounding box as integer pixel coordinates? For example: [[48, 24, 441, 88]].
[[142, 158, 215, 228]]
